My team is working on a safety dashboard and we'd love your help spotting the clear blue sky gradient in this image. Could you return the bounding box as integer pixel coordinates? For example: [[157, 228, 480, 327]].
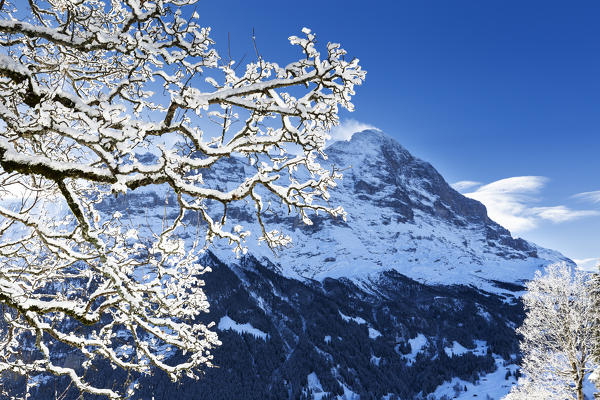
[[195, 1, 599, 263]]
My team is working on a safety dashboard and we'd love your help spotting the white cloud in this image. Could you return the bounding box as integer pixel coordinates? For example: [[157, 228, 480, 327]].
[[573, 258, 600, 272], [470, 176, 548, 194], [462, 176, 600, 233], [451, 180, 481, 192], [529, 206, 600, 223], [328, 119, 379, 142], [572, 190, 600, 204], [464, 176, 546, 232]]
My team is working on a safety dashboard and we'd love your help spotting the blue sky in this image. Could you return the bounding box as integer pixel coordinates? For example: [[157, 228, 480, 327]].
[[196, 1, 599, 267]]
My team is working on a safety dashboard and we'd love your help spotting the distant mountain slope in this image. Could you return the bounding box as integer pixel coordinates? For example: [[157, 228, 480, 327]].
[[30, 254, 524, 400]]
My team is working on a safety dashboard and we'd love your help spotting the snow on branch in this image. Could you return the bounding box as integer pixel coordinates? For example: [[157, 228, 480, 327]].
[[0, 0, 365, 398]]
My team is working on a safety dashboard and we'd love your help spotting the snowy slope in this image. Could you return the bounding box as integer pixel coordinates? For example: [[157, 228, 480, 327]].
[[201, 130, 569, 292]]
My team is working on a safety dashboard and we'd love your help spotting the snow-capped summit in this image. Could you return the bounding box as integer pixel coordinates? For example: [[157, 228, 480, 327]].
[[209, 129, 569, 291], [100, 129, 569, 292], [328, 129, 496, 227]]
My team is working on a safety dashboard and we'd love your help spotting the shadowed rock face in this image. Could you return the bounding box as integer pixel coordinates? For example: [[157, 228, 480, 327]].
[[330, 130, 536, 258], [331, 131, 490, 223], [334, 132, 496, 228]]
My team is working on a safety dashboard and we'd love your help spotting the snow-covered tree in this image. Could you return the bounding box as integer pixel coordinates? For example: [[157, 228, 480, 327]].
[[0, 0, 365, 398], [504, 263, 596, 400], [587, 267, 600, 397]]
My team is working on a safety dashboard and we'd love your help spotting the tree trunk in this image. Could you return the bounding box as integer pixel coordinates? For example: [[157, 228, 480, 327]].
[[577, 378, 584, 400]]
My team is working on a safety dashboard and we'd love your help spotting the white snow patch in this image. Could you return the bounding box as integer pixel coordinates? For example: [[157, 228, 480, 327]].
[[370, 354, 381, 366], [337, 381, 360, 400], [249, 292, 268, 311], [324, 335, 331, 344], [472, 340, 489, 356], [314, 346, 334, 363], [368, 327, 382, 339], [431, 355, 518, 400], [306, 372, 330, 400], [444, 341, 469, 357], [217, 315, 267, 340], [477, 303, 493, 322], [403, 333, 428, 365], [338, 310, 366, 325]]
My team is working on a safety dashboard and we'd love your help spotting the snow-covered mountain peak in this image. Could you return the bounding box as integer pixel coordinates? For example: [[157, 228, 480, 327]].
[[327, 130, 492, 229], [209, 129, 569, 291], [101, 129, 570, 293], [34, 128, 568, 400], [328, 129, 410, 158]]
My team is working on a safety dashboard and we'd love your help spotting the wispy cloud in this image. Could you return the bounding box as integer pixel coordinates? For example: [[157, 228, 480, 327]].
[[572, 190, 600, 204], [459, 176, 600, 233], [451, 181, 481, 192], [463, 176, 546, 232], [529, 206, 600, 223], [573, 258, 600, 272], [328, 119, 379, 142]]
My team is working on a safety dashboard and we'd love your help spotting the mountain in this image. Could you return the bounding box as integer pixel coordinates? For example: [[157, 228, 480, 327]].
[[208, 130, 567, 292], [26, 130, 570, 400]]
